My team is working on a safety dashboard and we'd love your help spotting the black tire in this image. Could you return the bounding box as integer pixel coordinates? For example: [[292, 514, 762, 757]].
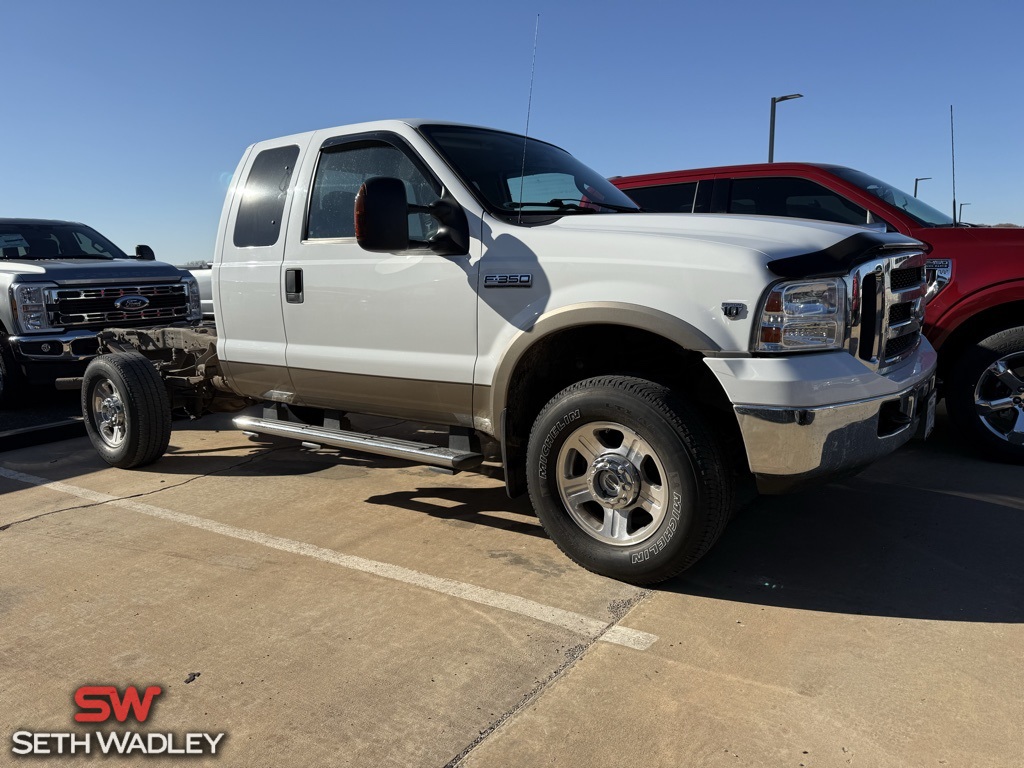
[[0, 338, 26, 410], [82, 353, 172, 468], [525, 376, 735, 585], [946, 325, 1024, 463]]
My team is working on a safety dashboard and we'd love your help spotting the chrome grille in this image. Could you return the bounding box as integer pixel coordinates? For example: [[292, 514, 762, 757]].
[[847, 251, 927, 373], [44, 282, 190, 330]]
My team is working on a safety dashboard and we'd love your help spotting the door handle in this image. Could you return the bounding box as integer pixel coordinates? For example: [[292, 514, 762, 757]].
[[285, 268, 303, 303]]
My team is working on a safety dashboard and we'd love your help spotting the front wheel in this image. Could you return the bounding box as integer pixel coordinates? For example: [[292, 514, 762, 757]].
[[946, 326, 1024, 463], [82, 353, 172, 468], [525, 376, 735, 584]]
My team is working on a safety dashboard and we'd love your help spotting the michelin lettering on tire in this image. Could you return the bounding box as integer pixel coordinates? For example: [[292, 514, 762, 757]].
[[537, 408, 580, 480], [632, 490, 682, 564]]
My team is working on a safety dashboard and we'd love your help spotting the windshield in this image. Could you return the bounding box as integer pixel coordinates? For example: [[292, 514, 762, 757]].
[[831, 168, 954, 227], [419, 125, 640, 219], [0, 221, 126, 260]]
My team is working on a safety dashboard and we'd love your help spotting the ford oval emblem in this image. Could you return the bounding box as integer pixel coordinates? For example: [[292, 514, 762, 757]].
[[115, 295, 150, 310]]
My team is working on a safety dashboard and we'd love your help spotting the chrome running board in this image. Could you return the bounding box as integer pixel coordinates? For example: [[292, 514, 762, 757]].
[[233, 415, 484, 471]]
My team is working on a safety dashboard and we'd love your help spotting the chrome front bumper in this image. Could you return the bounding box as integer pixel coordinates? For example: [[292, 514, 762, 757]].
[[10, 330, 101, 361], [735, 373, 937, 493]]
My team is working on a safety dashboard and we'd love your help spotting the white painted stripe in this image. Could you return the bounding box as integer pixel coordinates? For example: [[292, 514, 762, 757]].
[[0, 467, 658, 651]]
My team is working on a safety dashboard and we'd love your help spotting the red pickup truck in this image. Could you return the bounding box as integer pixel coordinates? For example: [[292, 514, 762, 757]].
[[612, 163, 1024, 462]]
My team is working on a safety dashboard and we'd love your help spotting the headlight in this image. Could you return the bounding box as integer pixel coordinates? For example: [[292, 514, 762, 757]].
[[754, 278, 846, 352], [10, 282, 58, 332], [182, 274, 202, 322]]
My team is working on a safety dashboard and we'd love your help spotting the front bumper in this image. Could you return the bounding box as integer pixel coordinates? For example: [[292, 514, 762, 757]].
[[706, 342, 938, 493], [10, 330, 101, 361]]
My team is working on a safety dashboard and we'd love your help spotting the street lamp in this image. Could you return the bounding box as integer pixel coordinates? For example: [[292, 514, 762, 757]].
[[913, 177, 932, 197], [768, 93, 803, 163], [959, 202, 970, 223]]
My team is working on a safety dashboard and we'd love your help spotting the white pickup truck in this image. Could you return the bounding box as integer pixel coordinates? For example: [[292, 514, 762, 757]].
[[79, 120, 936, 584]]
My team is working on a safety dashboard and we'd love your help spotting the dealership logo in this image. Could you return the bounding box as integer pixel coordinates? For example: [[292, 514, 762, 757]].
[[10, 684, 225, 758], [74, 685, 162, 723], [114, 295, 150, 310]]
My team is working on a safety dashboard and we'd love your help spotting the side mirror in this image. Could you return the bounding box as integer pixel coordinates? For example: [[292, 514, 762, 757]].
[[135, 244, 156, 260], [355, 177, 410, 252], [356, 176, 471, 257]]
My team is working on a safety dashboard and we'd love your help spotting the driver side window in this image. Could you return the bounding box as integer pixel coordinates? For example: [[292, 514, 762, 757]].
[[307, 142, 440, 241]]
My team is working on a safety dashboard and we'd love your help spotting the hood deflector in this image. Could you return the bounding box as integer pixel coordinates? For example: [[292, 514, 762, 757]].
[[767, 231, 925, 278]]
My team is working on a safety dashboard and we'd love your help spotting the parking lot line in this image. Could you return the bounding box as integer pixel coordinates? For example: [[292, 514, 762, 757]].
[[0, 466, 658, 650]]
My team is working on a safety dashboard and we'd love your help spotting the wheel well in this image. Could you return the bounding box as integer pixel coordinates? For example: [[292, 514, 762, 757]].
[[501, 324, 743, 496], [935, 300, 1024, 386]]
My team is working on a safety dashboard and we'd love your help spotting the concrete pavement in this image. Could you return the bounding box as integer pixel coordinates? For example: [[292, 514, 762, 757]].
[[1, 410, 1022, 766]]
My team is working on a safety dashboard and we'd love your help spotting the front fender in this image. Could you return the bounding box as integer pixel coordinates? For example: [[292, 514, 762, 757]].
[[929, 279, 1024, 348], [485, 301, 720, 425]]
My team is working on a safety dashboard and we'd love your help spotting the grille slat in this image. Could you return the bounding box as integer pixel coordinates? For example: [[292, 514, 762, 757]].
[[889, 303, 913, 324], [890, 266, 925, 291], [885, 333, 918, 360]]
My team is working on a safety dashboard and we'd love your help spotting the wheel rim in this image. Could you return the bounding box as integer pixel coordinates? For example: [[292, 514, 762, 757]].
[[974, 351, 1024, 447], [555, 421, 669, 547], [91, 378, 128, 449]]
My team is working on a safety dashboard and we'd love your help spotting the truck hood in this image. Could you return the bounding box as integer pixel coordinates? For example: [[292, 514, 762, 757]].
[[549, 213, 923, 275], [911, 224, 1024, 253], [0, 258, 187, 285]]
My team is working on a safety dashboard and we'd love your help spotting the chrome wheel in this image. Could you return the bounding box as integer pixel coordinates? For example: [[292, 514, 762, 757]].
[[555, 421, 669, 547], [974, 351, 1024, 447], [91, 378, 128, 449]]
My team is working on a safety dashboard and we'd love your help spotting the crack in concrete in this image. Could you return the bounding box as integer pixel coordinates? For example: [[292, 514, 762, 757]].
[[443, 589, 653, 768], [0, 445, 293, 533]]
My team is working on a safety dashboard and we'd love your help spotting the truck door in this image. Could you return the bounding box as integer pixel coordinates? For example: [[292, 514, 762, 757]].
[[280, 133, 479, 423], [217, 140, 305, 400]]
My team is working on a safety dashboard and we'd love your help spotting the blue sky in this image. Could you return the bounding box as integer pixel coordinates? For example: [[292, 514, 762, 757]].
[[2, 0, 1021, 264]]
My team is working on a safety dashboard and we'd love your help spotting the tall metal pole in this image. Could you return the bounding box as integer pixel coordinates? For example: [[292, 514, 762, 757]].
[[768, 94, 802, 163], [951, 105, 958, 224]]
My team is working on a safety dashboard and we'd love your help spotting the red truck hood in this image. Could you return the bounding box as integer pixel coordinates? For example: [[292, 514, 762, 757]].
[[909, 225, 1024, 255]]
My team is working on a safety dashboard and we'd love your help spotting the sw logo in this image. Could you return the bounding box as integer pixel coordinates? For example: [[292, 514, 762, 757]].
[[74, 685, 162, 723], [10, 683, 225, 757]]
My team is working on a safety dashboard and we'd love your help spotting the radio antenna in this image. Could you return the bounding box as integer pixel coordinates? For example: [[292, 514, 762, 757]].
[[950, 104, 958, 224], [517, 14, 540, 224]]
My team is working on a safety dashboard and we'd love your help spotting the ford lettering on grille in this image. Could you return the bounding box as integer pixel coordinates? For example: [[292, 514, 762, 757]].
[[114, 296, 150, 310]]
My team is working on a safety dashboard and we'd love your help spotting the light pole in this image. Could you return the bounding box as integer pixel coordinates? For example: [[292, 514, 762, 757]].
[[768, 93, 803, 163], [959, 202, 970, 223], [913, 177, 932, 197]]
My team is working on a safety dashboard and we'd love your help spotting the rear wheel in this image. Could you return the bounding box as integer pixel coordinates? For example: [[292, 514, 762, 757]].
[[947, 326, 1024, 463], [82, 353, 172, 468], [525, 376, 734, 584]]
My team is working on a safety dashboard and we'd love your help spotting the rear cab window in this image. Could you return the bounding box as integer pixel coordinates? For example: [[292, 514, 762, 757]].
[[233, 146, 301, 248]]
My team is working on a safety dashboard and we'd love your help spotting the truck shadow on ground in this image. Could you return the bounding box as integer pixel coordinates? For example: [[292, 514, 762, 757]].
[[669, 419, 1024, 623], [365, 486, 544, 539]]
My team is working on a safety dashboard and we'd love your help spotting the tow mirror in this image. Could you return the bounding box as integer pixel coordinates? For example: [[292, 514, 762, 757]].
[[356, 176, 470, 257], [355, 177, 410, 252], [135, 244, 156, 260]]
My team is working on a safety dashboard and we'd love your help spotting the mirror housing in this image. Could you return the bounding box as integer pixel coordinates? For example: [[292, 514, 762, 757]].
[[423, 197, 470, 257], [356, 176, 470, 257], [355, 177, 410, 252], [135, 244, 156, 260]]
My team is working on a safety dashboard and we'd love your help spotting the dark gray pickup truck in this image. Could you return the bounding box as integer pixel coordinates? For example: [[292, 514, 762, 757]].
[[0, 218, 202, 407]]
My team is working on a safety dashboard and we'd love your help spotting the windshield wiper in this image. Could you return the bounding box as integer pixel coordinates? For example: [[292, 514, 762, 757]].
[[503, 198, 639, 213]]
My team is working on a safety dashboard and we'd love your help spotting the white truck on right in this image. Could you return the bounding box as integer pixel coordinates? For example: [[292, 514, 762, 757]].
[[77, 120, 936, 584]]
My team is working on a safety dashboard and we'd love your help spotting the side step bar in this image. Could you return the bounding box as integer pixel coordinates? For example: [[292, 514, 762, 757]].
[[232, 415, 484, 471]]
